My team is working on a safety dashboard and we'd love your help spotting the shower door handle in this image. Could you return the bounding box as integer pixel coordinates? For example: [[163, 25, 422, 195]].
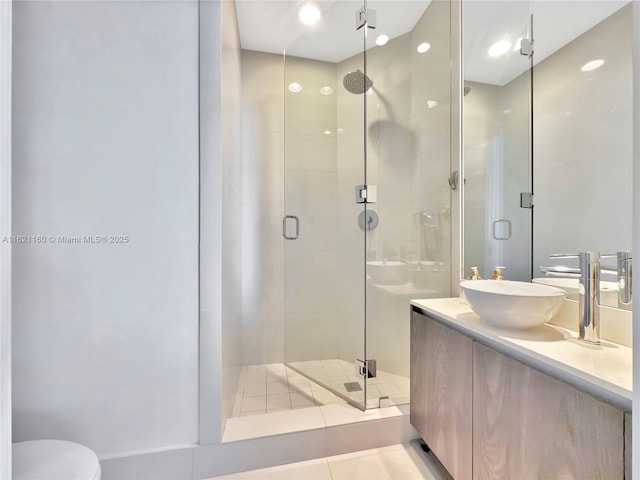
[[283, 215, 300, 240]]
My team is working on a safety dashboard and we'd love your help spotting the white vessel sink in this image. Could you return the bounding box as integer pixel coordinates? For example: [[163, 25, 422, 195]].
[[367, 261, 406, 285], [460, 280, 566, 330]]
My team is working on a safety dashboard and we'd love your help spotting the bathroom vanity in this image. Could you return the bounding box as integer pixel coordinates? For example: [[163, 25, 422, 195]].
[[410, 298, 632, 480]]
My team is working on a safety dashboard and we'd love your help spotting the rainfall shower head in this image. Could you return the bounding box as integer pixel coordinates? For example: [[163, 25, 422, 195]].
[[343, 70, 373, 94], [463, 86, 471, 96]]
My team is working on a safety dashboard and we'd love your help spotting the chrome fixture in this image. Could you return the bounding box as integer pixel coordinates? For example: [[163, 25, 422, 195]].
[[463, 85, 471, 96], [616, 251, 632, 306], [355, 6, 376, 30], [520, 192, 533, 209], [540, 252, 603, 344], [282, 215, 300, 240], [448, 170, 459, 190], [358, 210, 378, 231], [355, 184, 377, 204], [519, 37, 534, 56], [542, 251, 633, 314], [492, 219, 512, 240], [600, 251, 632, 308], [343, 70, 373, 94], [356, 359, 376, 379]]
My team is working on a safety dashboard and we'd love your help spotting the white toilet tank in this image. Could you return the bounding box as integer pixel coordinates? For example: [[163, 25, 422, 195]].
[[13, 440, 101, 480]]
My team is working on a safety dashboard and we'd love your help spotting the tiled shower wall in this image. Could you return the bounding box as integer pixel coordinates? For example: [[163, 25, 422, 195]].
[[241, 50, 286, 365], [283, 56, 341, 363]]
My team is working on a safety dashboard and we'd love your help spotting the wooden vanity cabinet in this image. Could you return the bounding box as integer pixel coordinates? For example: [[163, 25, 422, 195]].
[[410, 311, 473, 480], [411, 309, 627, 480], [473, 342, 624, 479]]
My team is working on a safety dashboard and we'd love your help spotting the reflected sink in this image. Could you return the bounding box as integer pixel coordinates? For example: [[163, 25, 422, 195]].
[[460, 280, 566, 330], [532, 277, 618, 304], [367, 261, 406, 285]]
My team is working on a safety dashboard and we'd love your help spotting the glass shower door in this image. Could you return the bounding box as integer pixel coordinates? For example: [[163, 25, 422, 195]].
[[364, 0, 452, 409], [282, 1, 455, 410], [283, 1, 369, 409]]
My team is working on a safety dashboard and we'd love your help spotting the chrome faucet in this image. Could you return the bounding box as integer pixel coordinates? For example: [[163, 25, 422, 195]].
[[540, 251, 633, 344], [540, 252, 602, 344]]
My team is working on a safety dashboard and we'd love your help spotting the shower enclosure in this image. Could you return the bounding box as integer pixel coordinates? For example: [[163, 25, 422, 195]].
[[236, 0, 459, 414], [239, 0, 453, 412]]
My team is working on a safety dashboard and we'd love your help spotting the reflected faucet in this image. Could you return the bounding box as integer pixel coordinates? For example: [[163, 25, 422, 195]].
[[615, 251, 632, 306]]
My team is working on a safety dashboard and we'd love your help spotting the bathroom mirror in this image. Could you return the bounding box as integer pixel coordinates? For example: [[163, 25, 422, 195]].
[[463, 1, 633, 309]]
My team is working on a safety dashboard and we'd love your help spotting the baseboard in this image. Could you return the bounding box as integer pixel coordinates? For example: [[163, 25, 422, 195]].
[[100, 409, 417, 479]]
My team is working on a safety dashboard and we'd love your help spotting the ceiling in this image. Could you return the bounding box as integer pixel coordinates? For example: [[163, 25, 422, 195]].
[[235, 0, 630, 85], [235, 1, 431, 63], [463, 0, 629, 85]]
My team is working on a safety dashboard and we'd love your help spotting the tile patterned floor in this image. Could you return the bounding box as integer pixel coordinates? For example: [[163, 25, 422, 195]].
[[231, 361, 410, 418], [207, 442, 447, 480]]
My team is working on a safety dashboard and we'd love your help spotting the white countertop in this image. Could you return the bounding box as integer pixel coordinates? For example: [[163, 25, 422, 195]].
[[411, 297, 632, 411]]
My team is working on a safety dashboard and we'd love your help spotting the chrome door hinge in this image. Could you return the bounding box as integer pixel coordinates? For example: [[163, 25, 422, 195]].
[[355, 185, 377, 204], [520, 38, 534, 56], [355, 7, 377, 30], [448, 171, 460, 190], [520, 192, 533, 208], [356, 359, 377, 379]]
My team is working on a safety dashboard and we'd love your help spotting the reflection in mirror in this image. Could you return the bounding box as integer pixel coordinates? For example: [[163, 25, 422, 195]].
[[463, 1, 633, 311], [532, 2, 632, 312], [463, 1, 532, 282]]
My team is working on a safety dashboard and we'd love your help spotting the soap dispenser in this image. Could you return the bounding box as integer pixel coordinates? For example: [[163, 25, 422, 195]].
[[467, 266, 482, 280], [491, 266, 505, 280]]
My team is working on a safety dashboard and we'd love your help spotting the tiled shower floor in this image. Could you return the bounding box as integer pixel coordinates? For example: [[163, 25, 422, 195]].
[[230, 360, 410, 418]]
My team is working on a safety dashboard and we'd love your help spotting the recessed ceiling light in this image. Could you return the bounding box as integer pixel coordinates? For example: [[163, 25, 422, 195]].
[[298, 3, 321, 26], [288, 82, 302, 93], [427, 100, 438, 109], [376, 35, 389, 46], [581, 59, 604, 72], [417, 42, 431, 54], [324, 130, 332, 135], [488, 40, 511, 57], [320, 86, 334, 95]]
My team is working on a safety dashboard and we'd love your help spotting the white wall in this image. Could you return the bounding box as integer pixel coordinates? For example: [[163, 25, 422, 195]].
[[12, 0, 199, 458]]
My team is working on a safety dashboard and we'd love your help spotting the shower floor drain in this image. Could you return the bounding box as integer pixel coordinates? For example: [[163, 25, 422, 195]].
[[344, 382, 363, 392]]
